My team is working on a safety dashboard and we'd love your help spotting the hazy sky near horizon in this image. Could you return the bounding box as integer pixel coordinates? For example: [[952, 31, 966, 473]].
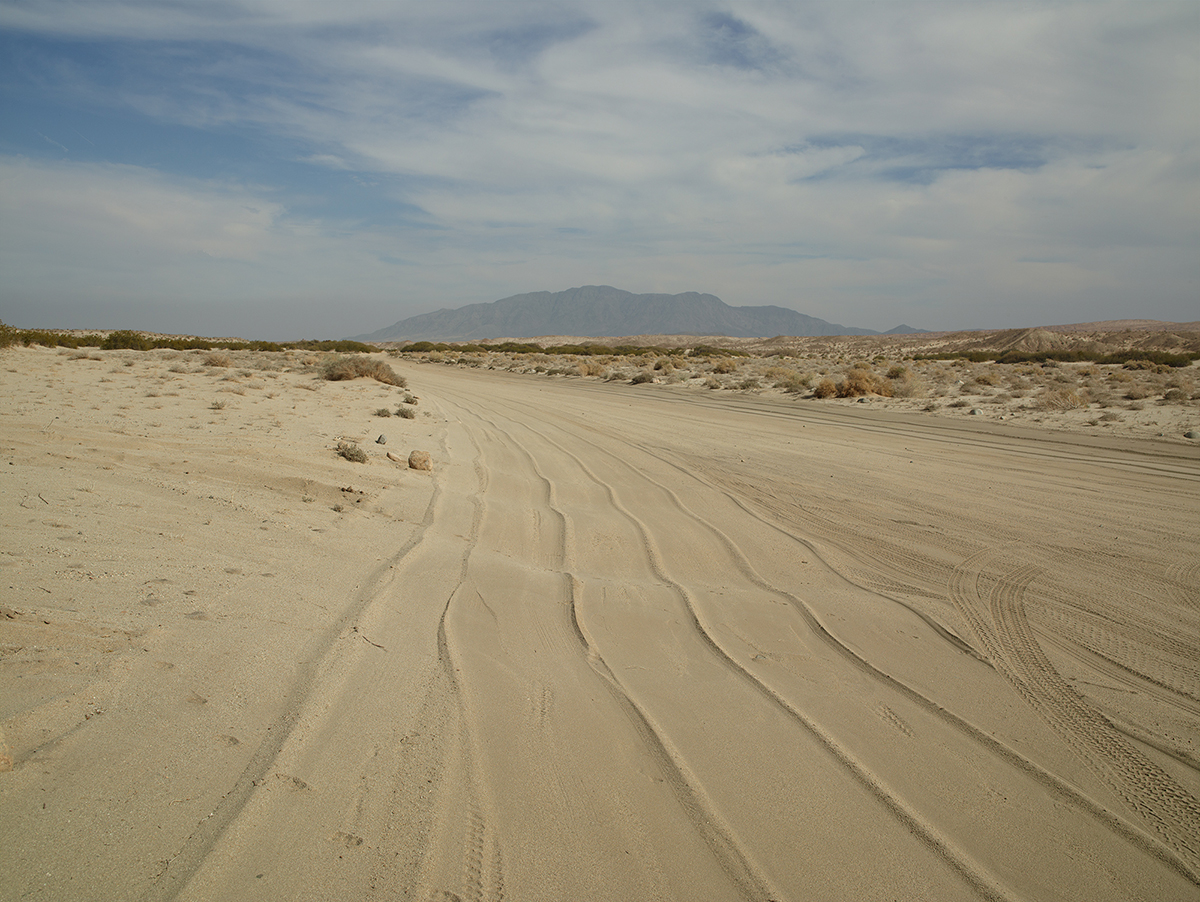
[[1, 1, 1197, 339]]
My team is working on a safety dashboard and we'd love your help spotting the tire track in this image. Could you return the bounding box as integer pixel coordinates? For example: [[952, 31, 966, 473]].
[[142, 471, 447, 902], [444, 395, 780, 902], [420, 368, 1200, 897], [519, 399, 1200, 889], [951, 549, 1200, 879], [483, 408, 1016, 902], [418, 421, 509, 902]]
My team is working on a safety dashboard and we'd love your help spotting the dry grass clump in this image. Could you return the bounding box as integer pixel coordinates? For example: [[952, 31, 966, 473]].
[[775, 371, 812, 393], [630, 371, 655, 384], [396, 406, 417, 419], [336, 441, 368, 463], [578, 359, 607, 377], [322, 355, 407, 387], [812, 378, 837, 399], [203, 351, 233, 367], [711, 358, 739, 375], [836, 367, 893, 398], [374, 407, 392, 417], [1036, 387, 1087, 410]]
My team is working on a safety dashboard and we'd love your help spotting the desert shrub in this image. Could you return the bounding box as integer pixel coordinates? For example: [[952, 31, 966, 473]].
[[737, 378, 761, 390], [630, 371, 655, 384], [886, 365, 910, 381], [711, 358, 738, 375], [972, 371, 998, 386], [1037, 388, 1087, 410], [402, 393, 418, 405], [396, 406, 417, 419], [653, 357, 674, 371], [210, 399, 227, 410], [336, 441, 368, 463], [812, 379, 837, 399], [102, 330, 152, 351], [891, 376, 925, 398], [322, 356, 406, 387], [764, 366, 791, 380], [1162, 387, 1188, 402], [1124, 387, 1149, 400], [204, 351, 233, 367], [578, 360, 607, 377], [777, 372, 812, 393], [374, 408, 392, 417], [837, 368, 893, 398], [704, 377, 721, 389]]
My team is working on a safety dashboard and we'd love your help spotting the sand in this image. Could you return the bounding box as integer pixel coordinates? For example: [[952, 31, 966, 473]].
[[1, 344, 1198, 901]]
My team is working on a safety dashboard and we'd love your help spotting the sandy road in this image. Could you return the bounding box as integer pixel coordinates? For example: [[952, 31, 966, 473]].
[[3, 351, 1198, 901], [400, 364, 1200, 901]]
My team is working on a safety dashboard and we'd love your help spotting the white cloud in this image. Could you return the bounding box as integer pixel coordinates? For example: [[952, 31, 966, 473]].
[[1, 1, 1197, 335]]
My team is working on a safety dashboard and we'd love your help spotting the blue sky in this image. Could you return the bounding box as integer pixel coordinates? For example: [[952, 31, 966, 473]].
[[1, 1, 1196, 339]]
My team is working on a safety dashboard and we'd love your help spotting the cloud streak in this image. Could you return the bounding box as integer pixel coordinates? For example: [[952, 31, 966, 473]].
[[1, 1, 1196, 338]]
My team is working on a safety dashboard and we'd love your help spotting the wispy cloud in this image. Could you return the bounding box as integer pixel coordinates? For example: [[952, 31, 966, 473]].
[[1, 1, 1196, 337]]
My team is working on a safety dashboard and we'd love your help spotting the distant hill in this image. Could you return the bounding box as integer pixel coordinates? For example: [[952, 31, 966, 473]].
[[355, 286, 922, 342]]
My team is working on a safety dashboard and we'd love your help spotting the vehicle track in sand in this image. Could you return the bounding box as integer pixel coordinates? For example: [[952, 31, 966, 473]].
[[417, 365, 1199, 899], [949, 548, 1200, 877]]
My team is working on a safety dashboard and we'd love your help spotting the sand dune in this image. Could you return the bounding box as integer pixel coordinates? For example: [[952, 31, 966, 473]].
[[2, 345, 1198, 901]]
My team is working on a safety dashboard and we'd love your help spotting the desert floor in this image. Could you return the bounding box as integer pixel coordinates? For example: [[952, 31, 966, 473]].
[[2, 345, 1198, 901]]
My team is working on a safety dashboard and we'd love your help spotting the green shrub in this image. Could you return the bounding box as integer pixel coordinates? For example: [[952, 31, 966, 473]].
[[102, 330, 152, 351]]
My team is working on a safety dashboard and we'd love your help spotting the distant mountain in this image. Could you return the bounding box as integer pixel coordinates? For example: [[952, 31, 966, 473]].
[[355, 286, 914, 342]]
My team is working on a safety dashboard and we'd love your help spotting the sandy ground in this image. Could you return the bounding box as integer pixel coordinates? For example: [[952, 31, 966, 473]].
[[2, 345, 1198, 902]]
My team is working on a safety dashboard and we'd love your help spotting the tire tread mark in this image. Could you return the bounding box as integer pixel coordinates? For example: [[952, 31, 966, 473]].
[[532, 409, 1200, 889], [507, 416, 1015, 902], [448, 398, 775, 902], [143, 470, 447, 902], [952, 551, 1200, 880]]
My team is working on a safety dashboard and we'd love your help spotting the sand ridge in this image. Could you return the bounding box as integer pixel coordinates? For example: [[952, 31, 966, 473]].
[[1, 344, 1198, 901]]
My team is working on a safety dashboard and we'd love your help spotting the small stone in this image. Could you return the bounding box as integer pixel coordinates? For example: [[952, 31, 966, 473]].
[[408, 450, 432, 471], [376, 435, 387, 444], [970, 408, 982, 415], [1186, 430, 1199, 440]]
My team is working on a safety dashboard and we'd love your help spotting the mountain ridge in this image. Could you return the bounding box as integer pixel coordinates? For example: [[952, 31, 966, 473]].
[[354, 285, 922, 342]]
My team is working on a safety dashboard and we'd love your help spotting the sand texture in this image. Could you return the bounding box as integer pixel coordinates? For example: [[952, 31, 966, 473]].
[[2, 345, 1199, 901]]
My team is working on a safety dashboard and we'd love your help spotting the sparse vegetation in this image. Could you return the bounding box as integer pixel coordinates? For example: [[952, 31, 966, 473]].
[[812, 379, 837, 399], [336, 441, 368, 463], [322, 356, 406, 387]]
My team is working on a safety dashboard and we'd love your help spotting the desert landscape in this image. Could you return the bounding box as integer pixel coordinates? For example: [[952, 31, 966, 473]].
[[2, 334, 1199, 901]]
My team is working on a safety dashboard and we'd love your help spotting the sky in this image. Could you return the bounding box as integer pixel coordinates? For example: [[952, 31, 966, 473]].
[[1, 1, 1197, 340]]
